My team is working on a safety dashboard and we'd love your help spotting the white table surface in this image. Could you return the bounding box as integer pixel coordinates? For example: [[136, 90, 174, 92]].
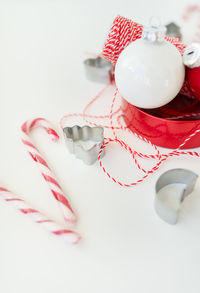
[[1, 0, 200, 292]]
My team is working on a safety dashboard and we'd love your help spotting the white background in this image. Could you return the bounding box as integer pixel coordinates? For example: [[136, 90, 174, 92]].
[[1, 0, 200, 292]]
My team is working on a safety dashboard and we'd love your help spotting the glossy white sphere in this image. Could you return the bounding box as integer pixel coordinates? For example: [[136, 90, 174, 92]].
[[115, 39, 185, 109]]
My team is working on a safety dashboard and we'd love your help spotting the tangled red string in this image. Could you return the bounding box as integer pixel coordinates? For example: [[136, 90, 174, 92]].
[[60, 83, 200, 187]]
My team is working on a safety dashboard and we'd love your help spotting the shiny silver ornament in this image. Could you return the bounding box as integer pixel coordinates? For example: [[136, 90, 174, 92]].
[[183, 43, 200, 68]]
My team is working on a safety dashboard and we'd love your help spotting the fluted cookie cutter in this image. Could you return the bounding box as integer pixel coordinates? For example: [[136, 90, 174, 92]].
[[154, 169, 198, 224], [63, 125, 104, 165], [84, 56, 113, 84]]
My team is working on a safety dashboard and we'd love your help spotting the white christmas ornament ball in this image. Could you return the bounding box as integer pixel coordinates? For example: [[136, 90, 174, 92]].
[[115, 39, 185, 108]]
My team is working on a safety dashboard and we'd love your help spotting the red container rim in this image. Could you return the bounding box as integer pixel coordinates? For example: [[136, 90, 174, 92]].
[[121, 97, 200, 149]]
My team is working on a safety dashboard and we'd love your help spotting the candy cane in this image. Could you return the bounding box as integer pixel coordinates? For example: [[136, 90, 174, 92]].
[[0, 187, 81, 244], [21, 118, 76, 223]]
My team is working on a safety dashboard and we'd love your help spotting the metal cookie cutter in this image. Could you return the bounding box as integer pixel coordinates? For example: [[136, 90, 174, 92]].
[[63, 125, 104, 165], [166, 22, 182, 40], [84, 56, 113, 84], [154, 169, 198, 224]]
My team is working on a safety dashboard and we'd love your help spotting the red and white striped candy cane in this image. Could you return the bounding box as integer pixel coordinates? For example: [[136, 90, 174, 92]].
[[0, 187, 81, 244], [21, 118, 76, 223]]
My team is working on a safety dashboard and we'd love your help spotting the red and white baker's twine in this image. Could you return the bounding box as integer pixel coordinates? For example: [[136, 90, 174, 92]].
[[0, 118, 80, 244], [60, 15, 200, 187]]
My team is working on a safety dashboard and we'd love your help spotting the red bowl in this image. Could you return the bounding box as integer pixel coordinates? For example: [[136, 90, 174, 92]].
[[121, 94, 200, 149]]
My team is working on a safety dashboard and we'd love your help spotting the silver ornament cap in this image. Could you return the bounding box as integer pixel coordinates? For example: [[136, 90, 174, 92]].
[[142, 17, 166, 43], [183, 43, 200, 68]]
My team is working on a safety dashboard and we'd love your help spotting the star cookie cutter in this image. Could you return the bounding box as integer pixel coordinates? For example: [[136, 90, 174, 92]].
[[63, 125, 104, 165], [84, 56, 114, 84], [154, 169, 198, 224]]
